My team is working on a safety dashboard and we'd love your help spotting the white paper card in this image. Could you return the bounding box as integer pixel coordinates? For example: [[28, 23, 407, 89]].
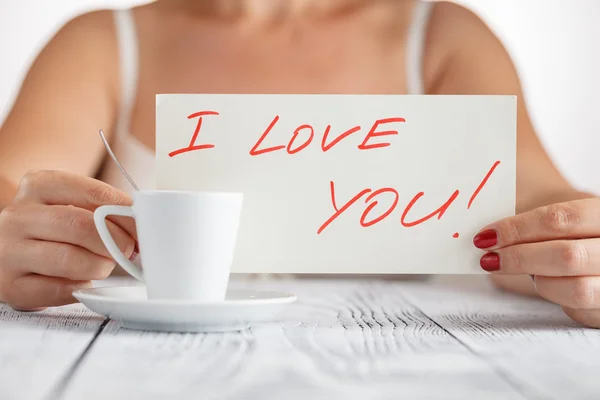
[[156, 94, 516, 274]]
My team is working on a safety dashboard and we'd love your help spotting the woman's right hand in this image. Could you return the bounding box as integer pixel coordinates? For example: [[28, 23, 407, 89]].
[[0, 170, 137, 311]]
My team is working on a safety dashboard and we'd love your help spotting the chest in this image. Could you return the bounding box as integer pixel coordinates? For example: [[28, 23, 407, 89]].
[[129, 15, 411, 149]]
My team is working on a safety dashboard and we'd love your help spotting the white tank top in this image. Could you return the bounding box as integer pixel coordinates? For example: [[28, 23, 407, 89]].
[[99, 1, 435, 194]]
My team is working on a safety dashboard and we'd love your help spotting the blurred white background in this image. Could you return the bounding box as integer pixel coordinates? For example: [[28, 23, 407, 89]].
[[0, 0, 598, 193]]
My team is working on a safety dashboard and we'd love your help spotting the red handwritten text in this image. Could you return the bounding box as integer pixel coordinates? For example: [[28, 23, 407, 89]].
[[317, 161, 501, 235], [250, 116, 405, 156], [322, 125, 361, 152], [358, 118, 406, 150], [169, 111, 219, 158], [317, 181, 371, 235], [468, 160, 502, 209], [360, 188, 400, 227], [287, 124, 315, 155], [401, 190, 460, 227], [249, 115, 286, 156]]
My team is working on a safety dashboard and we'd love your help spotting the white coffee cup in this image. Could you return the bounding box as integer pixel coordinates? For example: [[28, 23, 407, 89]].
[[93, 190, 243, 301]]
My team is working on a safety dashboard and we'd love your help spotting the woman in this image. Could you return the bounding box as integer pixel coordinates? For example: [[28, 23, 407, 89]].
[[0, 0, 599, 327]]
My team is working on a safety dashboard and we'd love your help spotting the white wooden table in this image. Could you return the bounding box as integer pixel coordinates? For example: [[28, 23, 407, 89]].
[[1, 275, 599, 400]]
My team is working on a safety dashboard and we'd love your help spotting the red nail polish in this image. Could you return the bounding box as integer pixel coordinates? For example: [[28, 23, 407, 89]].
[[129, 251, 139, 262], [473, 229, 498, 249], [480, 253, 500, 272]]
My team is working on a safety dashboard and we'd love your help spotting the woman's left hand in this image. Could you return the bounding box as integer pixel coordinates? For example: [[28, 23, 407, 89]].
[[474, 197, 600, 328]]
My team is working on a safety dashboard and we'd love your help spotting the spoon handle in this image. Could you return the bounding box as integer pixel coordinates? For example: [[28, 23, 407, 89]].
[[98, 129, 140, 192]]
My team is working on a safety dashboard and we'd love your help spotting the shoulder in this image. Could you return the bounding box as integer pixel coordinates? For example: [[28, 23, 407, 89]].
[[32, 9, 120, 81], [23, 9, 123, 106], [428, 1, 493, 34], [423, 1, 516, 93], [49, 9, 118, 50], [428, 1, 505, 54], [33, 7, 154, 111]]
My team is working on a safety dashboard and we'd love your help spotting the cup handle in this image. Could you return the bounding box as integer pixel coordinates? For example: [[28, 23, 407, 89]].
[[93, 205, 144, 282]]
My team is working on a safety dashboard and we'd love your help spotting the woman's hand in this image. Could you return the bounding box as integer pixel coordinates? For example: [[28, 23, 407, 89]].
[[0, 170, 136, 311], [474, 197, 600, 328]]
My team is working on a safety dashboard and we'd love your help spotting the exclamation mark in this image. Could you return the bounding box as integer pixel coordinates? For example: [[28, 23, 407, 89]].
[[452, 160, 501, 239], [468, 161, 502, 209]]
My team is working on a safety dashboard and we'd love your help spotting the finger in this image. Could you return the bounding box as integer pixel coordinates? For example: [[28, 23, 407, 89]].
[[533, 275, 600, 310], [15, 170, 131, 208], [473, 198, 600, 250], [562, 307, 600, 328], [489, 275, 539, 297], [6, 239, 117, 280], [13, 170, 137, 239], [480, 238, 600, 276], [8, 204, 136, 259], [4, 274, 92, 311]]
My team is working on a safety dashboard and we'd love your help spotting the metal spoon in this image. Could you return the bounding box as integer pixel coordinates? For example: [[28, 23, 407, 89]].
[[98, 129, 140, 191]]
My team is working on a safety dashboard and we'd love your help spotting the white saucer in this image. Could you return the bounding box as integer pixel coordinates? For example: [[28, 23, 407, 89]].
[[73, 286, 297, 333]]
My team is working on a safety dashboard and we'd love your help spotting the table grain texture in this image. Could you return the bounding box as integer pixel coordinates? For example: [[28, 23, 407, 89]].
[[1, 275, 599, 400]]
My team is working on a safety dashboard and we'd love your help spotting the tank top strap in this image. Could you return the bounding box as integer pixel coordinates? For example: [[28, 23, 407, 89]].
[[112, 8, 139, 136], [405, 1, 435, 95]]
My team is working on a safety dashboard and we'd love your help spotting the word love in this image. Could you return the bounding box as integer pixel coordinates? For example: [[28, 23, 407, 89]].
[[168, 111, 406, 158], [318, 161, 502, 237]]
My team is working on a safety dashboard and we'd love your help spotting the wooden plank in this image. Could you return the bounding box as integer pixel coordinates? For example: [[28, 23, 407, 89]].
[[62, 278, 524, 400], [401, 275, 600, 400], [0, 303, 105, 400]]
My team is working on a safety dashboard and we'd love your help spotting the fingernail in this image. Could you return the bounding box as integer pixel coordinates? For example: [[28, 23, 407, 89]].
[[473, 229, 498, 249], [129, 241, 139, 260], [129, 250, 139, 262], [480, 252, 500, 272]]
